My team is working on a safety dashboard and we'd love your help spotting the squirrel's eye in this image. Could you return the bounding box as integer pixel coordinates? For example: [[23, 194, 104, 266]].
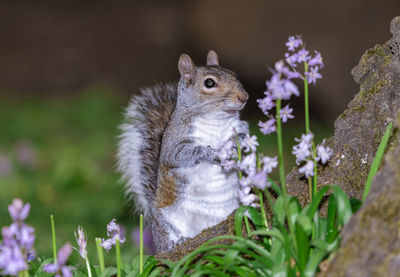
[[204, 78, 216, 88]]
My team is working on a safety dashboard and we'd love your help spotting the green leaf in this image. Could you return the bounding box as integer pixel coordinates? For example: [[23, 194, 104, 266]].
[[269, 178, 282, 196], [271, 262, 288, 277], [288, 197, 301, 229], [140, 259, 160, 277], [234, 205, 251, 237], [100, 267, 117, 277], [326, 194, 338, 243], [273, 196, 286, 227], [303, 250, 327, 277], [247, 206, 264, 230], [295, 216, 311, 273], [303, 186, 331, 219], [362, 121, 393, 201], [312, 238, 340, 252], [331, 186, 352, 226], [350, 198, 362, 213]]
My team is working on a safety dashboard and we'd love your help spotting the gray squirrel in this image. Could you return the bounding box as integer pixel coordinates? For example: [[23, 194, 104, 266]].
[[117, 50, 249, 253]]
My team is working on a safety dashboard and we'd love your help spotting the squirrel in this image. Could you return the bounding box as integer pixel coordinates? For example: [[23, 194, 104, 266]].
[[117, 50, 249, 253]]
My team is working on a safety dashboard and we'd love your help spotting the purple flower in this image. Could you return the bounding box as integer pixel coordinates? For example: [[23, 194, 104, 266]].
[[43, 243, 73, 277], [15, 141, 38, 168], [0, 244, 27, 276], [297, 48, 311, 63], [239, 176, 251, 188], [240, 135, 259, 153], [219, 140, 235, 162], [257, 95, 275, 114], [262, 156, 278, 174], [99, 238, 114, 252], [308, 51, 324, 68], [285, 36, 303, 51], [74, 226, 87, 259], [132, 227, 155, 255], [285, 52, 299, 67], [0, 154, 12, 176], [8, 199, 30, 222], [306, 66, 322, 85], [316, 145, 332, 165], [258, 119, 276, 135], [239, 186, 258, 206], [249, 171, 269, 190], [221, 159, 237, 171], [0, 199, 35, 276], [282, 79, 300, 99], [17, 224, 35, 250], [100, 219, 126, 252], [296, 133, 314, 145], [280, 105, 294, 123], [299, 160, 315, 178], [292, 133, 314, 164], [239, 153, 257, 175], [267, 74, 286, 99]]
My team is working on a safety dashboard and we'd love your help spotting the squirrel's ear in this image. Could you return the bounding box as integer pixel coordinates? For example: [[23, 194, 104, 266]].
[[178, 54, 195, 87], [206, 50, 219, 66]]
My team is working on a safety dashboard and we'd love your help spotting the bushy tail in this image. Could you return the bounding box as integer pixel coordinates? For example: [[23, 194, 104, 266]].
[[117, 83, 177, 218]]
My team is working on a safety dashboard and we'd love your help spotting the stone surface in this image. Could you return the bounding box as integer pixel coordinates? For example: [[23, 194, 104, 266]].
[[318, 17, 400, 277], [319, 110, 400, 276]]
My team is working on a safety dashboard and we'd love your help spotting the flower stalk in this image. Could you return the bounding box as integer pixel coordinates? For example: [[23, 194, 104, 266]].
[[140, 214, 144, 274], [95, 238, 105, 273], [276, 98, 287, 196], [50, 215, 57, 262], [116, 239, 122, 277]]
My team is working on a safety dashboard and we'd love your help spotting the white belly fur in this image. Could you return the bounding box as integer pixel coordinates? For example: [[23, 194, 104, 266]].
[[161, 113, 242, 243]]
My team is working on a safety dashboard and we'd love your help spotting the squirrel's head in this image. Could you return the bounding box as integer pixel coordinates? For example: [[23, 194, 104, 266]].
[[177, 50, 249, 115]]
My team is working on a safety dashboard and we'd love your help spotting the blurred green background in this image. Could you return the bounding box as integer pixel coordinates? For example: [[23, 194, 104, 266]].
[[0, 86, 332, 264], [1, 0, 396, 267]]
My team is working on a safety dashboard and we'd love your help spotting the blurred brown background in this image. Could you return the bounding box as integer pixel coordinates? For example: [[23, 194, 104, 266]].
[[1, 0, 399, 121]]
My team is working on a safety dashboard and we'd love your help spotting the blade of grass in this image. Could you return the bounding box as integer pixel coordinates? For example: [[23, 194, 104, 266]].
[[50, 215, 57, 262], [362, 122, 393, 201], [140, 214, 144, 274], [95, 238, 105, 273], [116, 239, 122, 277]]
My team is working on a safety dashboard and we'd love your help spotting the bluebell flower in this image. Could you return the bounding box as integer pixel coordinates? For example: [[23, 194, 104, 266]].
[[297, 48, 311, 63], [316, 145, 333, 165], [308, 51, 324, 68], [262, 156, 278, 174], [8, 199, 30, 222], [100, 219, 126, 252], [299, 160, 315, 178], [257, 95, 274, 115], [258, 119, 276, 135], [280, 105, 295, 123], [285, 36, 303, 52], [239, 186, 258, 206], [43, 243, 73, 277], [74, 226, 87, 259], [240, 135, 259, 153], [306, 66, 322, 85]]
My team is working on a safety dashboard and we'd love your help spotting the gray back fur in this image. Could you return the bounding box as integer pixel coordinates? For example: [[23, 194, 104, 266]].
[[117, 83, 177, 218]]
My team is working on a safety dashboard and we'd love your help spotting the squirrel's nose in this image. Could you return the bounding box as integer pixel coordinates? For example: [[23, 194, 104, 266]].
[[237, 92, 249, 104]]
